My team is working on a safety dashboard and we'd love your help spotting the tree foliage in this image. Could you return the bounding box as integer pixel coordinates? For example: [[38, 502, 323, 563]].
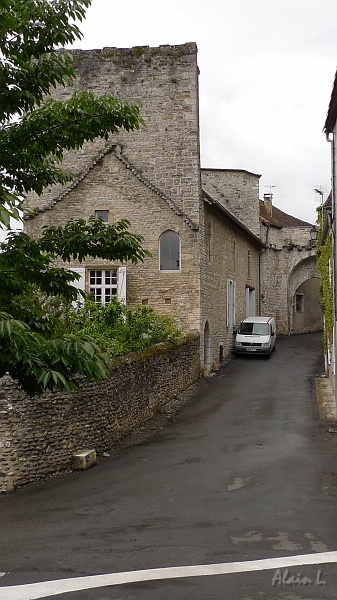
[[315, 205, 333, 351], [66, 299, 182, 359], [0, 219, 150, 396], [0, 0, 142, 226], [0, 0, 149, 396]]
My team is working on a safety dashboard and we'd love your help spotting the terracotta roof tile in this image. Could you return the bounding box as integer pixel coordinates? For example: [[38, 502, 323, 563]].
[[259, 200, 312, 228]]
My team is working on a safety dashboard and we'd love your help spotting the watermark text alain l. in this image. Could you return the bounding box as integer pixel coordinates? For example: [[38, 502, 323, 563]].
[[272, 568, 326, 586]]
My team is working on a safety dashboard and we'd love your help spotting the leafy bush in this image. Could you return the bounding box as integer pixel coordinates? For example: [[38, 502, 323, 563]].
[[66, 299, 182, 358]]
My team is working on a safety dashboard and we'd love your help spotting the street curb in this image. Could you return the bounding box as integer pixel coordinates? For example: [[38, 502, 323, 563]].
[[315, 376, 336, 421]]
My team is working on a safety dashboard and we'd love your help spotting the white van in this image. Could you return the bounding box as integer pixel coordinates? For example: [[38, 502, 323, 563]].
[[234, 316, 276, 358]]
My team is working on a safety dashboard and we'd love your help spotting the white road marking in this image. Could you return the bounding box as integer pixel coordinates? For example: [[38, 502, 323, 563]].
[[2, 551, 337, 600]]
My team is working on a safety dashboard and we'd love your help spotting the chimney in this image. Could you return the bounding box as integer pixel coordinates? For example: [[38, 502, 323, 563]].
[[263, 193, 273, 216]]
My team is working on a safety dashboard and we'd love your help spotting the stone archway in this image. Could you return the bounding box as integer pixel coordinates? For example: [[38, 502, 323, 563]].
[[288, 256, 323, 334]]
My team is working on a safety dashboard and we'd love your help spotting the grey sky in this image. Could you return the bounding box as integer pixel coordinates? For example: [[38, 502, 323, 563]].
[[73, 0, 337, 224]]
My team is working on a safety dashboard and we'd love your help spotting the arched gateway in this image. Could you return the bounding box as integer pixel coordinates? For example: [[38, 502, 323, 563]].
[[288, 256, 322, 334], [260, 197, 323, 335]]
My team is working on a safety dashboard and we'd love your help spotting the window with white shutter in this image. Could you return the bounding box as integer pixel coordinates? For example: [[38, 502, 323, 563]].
[[226, 278, 236, 329], [88, 269, 117, 304], [69, 267, 85, 306], [117, 266, 126, 304], [87, 268, 126, 305]]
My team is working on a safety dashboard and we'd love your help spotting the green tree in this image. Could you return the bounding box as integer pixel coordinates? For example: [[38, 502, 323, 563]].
[[0, 0, 148, 395], [315, 205, 333, 353], [0, 218, 150, 396], [0, 0, 142, 226]]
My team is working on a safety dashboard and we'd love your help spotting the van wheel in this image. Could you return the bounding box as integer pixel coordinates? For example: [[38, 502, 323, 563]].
[[272, 345, 276, 353], [266, 351, 271, 359]]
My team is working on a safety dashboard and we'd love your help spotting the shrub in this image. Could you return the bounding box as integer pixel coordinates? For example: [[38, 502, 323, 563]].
[[66, 299, 182, 358]]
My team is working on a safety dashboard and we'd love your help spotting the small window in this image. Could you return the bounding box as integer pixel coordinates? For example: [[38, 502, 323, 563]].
[[295, 294, 304, 313], [95, 210, 109, 225], [159, 230, 180, 271]]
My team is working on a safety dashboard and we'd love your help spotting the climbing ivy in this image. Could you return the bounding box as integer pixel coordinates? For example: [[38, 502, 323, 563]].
[[315, 206, 333, 350]]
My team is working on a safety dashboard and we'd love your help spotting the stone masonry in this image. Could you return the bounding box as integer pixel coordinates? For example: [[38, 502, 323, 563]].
[[0, 335, 200, 493], [24, 43, 322, 368], [260, 199, 322, 334]]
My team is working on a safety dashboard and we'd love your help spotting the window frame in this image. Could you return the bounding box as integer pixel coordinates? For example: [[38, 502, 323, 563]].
[[88, 268, 118, 305], [158, 230, 181, 272], [94, 209, 114, 225], [295, 293, 304, 313]]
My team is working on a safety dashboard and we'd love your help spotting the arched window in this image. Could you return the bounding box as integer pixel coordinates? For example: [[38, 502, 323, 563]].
[[159, 230, 180, 271]]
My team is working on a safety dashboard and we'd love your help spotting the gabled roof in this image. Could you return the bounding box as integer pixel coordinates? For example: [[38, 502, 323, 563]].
[[24, 145, 199, 231], [203, 190, 265, 248], [259, 200, 312, 228]]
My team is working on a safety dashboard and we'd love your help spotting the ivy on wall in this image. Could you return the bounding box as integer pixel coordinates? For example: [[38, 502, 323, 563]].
[[315, 206, 333, 350]]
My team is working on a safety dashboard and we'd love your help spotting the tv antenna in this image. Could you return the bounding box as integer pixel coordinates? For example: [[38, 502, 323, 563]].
[[263, 184, 279, 198]]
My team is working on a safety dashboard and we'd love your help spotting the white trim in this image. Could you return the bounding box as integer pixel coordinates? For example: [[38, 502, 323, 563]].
[[226, 278, 236, 328], [117, 266, 126, 304], [69, 267, 85, 306]]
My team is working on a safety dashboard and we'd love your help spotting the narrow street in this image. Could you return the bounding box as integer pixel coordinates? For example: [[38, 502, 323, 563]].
[[2, 332, 337, 599]]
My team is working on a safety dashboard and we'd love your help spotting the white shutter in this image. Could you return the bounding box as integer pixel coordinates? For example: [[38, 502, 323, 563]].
[[226, 279, 236, 328], [69, 267, 85, 306], [118, 266, 126, 304], [226, 279, 230, 328]]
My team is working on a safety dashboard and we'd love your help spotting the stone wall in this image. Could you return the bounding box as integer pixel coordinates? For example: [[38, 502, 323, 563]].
[[200, 202, 261, 367], [25, 43, 202, 228], [293, 277, 322, 334], [260, 223, 322, 334], [24, 43, 204, 340], [0, 335, 200, 493], [201, 169, 261, 237]]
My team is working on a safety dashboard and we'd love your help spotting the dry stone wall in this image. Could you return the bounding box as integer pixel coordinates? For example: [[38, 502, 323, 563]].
[[0, 336, 200, 493]]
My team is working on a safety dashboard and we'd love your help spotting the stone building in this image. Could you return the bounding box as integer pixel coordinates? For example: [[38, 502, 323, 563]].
[[259, 195, 322, 335], [24, 43, 321, 371]]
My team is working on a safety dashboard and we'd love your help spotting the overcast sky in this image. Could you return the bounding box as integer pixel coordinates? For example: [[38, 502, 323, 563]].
[[72, 0, 337, 224]]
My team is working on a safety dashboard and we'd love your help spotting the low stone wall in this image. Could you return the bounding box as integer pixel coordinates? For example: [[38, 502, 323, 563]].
[[0, 335, 200, 493]]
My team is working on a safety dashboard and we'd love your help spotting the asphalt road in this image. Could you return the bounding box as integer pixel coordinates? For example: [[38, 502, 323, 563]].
[[2, 332, 337, 599]]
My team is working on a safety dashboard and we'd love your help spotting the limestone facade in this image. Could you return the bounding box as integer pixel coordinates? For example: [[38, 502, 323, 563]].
[[24, 43, 265, 369], [24, 43, 322, 369], [201, 169, 261, 238], [259, 199, 322, 335]]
